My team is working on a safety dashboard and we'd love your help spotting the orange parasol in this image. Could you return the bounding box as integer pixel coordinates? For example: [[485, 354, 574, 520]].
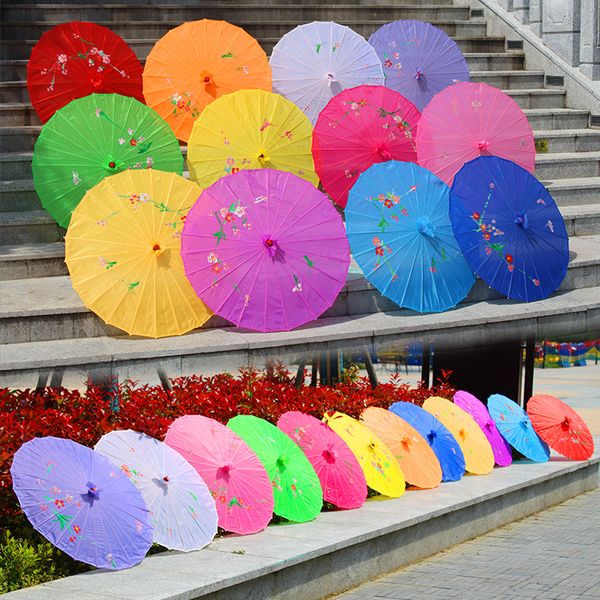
[[361, 407, 442, 489], [423, 396, 494, 475], [143, 19, 271, 141]]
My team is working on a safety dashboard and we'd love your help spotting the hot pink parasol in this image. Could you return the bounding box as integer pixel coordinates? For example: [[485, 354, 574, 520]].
[[312, 84, 420, 208], [454, 390, 512, 467], [181, 168, 350, 332], [277, 411, 367, 509], [416, 82, 535, 184], [164, 415, 274, 535]]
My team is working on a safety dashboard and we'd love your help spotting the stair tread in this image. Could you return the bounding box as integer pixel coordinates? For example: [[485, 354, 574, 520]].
[[2, 233, 598, 318], [545, 176, 600, 189], [536, 151, 600, 162], [0, 241, 64, 261], [0, 209, 55, 225]]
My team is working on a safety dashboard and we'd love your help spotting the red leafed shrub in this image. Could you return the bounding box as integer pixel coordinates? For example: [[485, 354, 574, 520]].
[[0, 366, 455, 527]]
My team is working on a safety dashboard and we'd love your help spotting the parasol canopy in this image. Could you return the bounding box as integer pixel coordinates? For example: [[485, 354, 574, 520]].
[[27, 21, 143, 123], [270, 21, 384, 124], [165, 415, 274, 534], [143, 19, 271, 141], [65, 169, 212, 338], [312, 84, 420, 208], [345, 160, 474, 313], [181, 168, 349, 332]]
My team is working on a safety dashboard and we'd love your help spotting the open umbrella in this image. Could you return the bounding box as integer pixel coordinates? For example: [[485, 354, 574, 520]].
[[345, 160, 474, 313], [322, 411, 405, 498], [181, 168, 349, 332], [368, 20, 470, 111], [312, 84, 420, 208], [95, 430, 217, 551], [278, 411, 367, 509], [416, 82, 535, 184], [454, 390, 512, 467], [361, 407, 441, 489], [33, 92, 183, 229], [164, 415, 274, 534], [423, 396, 494, 475], [227, 415, 323, 522], [450, 156, 569, 302], [11, 436, 152, 569], [389, 401, 465, 481], [143, 19, 271, 141], [270, 21, 384, 124], [527, 394, 594, 460], [27, 21, 143, 124], [187, 89, 318, 190], [65, 169, 212, 338], [488, 394, 550, 462]]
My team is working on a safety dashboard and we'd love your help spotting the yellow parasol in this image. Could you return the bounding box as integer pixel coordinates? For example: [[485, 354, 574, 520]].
[[361, 407, 442, 489], [143, 19, 271, 142], [65, 170, 212, 338], [187, 89, 318, 190], [423, 396, 494, 475], [322, 411, 405, 498]]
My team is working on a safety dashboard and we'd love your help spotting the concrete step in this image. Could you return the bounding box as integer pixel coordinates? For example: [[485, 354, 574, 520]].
[[0, 126, 39, 153], [0, 4, 471, 23], [524, 108, 590, 130], [3, 205, 598, 281], [1, 233, 598, 344], [0, 210, 64, 245], [534, 129, 600, 153], [535, 151, 600, 180], [471, 69, 545, 89], [1, 18, 486, 44], [545, 177, 600, 206], [505, 88, 565, 109], [0, 152, 32, 181]]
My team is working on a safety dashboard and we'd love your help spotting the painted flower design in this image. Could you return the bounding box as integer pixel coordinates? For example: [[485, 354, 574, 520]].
[[72, 171, 81, 186], [292, 275, 302, 293]]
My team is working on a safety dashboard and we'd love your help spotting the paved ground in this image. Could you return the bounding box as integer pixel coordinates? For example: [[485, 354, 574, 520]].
[[332, 473, 600, 600]]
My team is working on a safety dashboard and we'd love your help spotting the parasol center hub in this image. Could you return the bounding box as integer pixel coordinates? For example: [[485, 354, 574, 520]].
[[152, 243, 165, 256], [458, 428, 466, 440], [515, 213, 529, 229], [200, 70, 214, 86], [485, 419, 495, 430], [276, 455, 289, 470], [257, 150, 269, 163], [265, 239, 274, 247], [108, 161, 116, 169], [262, 235, 279, 256], [519, 418, 529, 430], [162, 476, 170, 483], [401, 436, 411, 451], [416, 216, 436, 239], [377, 145, 392, 161], [415, 69, 424, 80], [427, 430, 437, 444], [86, 481, 99, 499], [477, 139, 490, 152], [368, 440, 377, 451], [322, 448, 337, 464], [561, 417, 570, 430]]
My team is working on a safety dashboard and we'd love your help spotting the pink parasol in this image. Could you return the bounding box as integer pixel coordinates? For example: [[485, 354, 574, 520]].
[[277, 411, 367, 509], [181, 168, 350, 332], [312, 84, 420, 208], [416, 82, 535, 184], [164, 415, 274, 535], [454, 390, 513, 467]]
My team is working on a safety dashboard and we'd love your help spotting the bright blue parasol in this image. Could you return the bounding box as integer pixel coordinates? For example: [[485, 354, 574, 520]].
[[389, 401, 465, 481], [487, 394, 550, 462], [450, 156, 569, 302], [345, 160, 475, 313]]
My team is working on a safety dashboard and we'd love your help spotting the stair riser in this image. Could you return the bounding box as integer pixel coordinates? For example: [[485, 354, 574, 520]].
[[548, 185, 600, 206], [0, 0, 457, 5], [1, 259, 596, 343], [536, 160, 600, 180], [467, 55, 524, 71], [509, 92, 565, 110], [0, 21, 489, 59], [471, 73, 545, 89], [536, 134, 600, 153], [0, 106, 39, 126], [0, 255, 67, 280], [0, 158, 32, 180], [527, 113, 590, 129], [0, 130, 38, 153], [0, 84, 29, 103], [0, 222, 63, 245], [0, 6, 470, 23], [2, 18, 484, 41]]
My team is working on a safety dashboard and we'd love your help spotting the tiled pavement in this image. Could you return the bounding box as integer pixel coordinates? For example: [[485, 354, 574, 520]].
[[332, 468, 600, 600]]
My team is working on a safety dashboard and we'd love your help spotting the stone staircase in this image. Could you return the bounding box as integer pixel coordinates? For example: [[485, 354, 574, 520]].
[[0, 0, 599, 387]]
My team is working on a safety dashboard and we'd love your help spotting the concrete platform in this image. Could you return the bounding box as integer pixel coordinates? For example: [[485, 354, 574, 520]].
[[5, 454, 598, 600]]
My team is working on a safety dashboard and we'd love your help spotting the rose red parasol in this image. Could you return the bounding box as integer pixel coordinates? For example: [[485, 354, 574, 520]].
[[527, 394, 594, 460], [368, 20, 470, 111], [313, 84, 420, 208], [454, 390, 512, 467], [416, 82, 535, 184], [165, 415, 275, 534], [10, 436, 152, 569], [27, 21, 143, 123], [278, 411, 367, 509], [181, 168, 350, 332]]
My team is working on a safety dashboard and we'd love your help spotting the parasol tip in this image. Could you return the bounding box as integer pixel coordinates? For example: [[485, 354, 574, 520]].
[[477, 139, 490, 152]]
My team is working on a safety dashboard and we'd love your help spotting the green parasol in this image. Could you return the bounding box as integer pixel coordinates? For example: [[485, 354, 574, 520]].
[[227, 415, 323, 523], [32, 92, 183, 228]]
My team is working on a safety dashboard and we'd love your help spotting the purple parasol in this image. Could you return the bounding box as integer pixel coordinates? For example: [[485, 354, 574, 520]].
[[368, 20, 469, 111], [454, 390, 513, 467], [10, 436, 153, 569], [181, 168, 350, 332]]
